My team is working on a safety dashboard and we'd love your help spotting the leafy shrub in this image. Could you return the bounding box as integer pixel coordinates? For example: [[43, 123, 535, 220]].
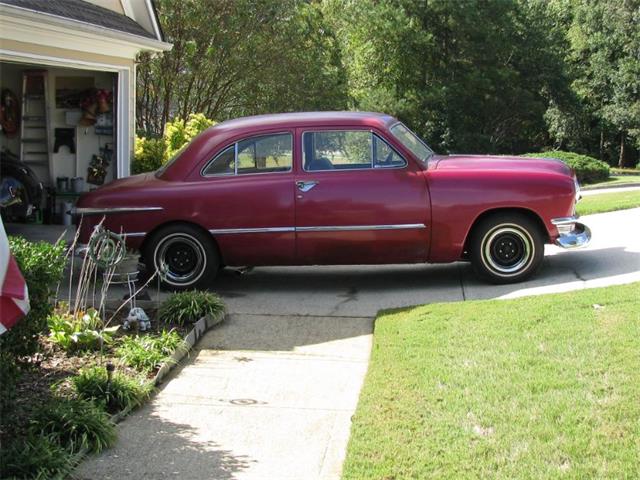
[[164, 113, 216, 160], [116, 330, 186, 372], [48, 308, 113, 352], [1, 238, 66, 358], [132, 136, 165, 174], [159, 290, 225, 326], [72, 365, 153, 414], [0, 432, 76, 480], [34, 397, 116, 455], [132, 113, 215, 174], [0, 351, 18, 403], [522, 150, 610, 184]]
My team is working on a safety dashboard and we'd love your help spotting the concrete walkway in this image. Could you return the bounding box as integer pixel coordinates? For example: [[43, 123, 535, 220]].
[[76, 314, 372, 480]]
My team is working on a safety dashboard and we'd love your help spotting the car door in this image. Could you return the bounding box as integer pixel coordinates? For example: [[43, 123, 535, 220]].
[[294, 127, 430, 265], [195, 131, 296, 266]]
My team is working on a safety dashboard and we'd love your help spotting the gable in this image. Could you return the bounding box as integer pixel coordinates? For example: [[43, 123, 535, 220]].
[[0, 0, 157, 40]]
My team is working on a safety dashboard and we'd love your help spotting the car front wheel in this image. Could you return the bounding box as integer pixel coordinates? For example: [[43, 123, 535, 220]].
[[469, 213, 544, 284], [144, 224, 219, 290]]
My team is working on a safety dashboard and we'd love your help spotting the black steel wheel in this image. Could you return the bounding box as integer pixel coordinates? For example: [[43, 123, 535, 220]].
[[470, 213, 544, 284], [144, 224, 219, 290]]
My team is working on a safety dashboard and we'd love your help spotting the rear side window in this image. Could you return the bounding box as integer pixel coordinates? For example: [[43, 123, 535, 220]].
[[203, 133, 292, 176], [303, 130, 406, 171]]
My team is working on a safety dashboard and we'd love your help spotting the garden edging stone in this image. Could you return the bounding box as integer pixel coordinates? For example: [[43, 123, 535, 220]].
[[109, 310, 225, 424]]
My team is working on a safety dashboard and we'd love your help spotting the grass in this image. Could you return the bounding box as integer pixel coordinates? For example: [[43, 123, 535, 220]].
[[582, 174, 640, 190], [115, 330, 186, 373], [72, 366, 153, 414], [343, 283, 640, 479], [35, 397, 117, 455], [576, 190, 640, 215], [0, 432, 78, 480], [158, 290, 225, 326]]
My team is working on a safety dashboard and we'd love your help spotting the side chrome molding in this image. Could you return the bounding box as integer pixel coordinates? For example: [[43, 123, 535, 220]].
[[74, 206, 164, 216], [209, 224, 427, 235], [106, 224, 427, 240], [296, 224, 426, 232], [209, 227, 295, 235]]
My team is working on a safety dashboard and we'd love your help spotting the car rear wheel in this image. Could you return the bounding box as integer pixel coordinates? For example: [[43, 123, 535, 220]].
[[144, 224, 219, 290], [469, 213, 544, 284]]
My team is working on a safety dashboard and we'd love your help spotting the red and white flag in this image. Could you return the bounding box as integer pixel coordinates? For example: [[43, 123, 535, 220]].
[[0, 218, 30, 334]]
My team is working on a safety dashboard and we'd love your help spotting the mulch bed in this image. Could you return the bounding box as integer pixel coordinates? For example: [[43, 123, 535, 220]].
[[5, 307, 189, 440]]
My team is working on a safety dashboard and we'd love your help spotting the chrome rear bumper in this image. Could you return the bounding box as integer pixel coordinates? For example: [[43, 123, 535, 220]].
[[551, 217, 591, 249]]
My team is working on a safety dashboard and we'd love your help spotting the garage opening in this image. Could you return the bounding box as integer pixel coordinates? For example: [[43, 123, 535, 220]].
[[1, 60, 117, 225]]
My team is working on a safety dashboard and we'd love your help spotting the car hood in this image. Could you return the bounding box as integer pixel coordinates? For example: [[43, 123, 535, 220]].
[[431, 154, 572, 176]]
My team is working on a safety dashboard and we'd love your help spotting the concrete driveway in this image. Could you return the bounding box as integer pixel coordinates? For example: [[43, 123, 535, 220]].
[[76, 208, 639, 480], [212, 207, 640, 316]]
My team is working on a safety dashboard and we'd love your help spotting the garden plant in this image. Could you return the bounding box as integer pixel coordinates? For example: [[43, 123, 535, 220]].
[[1, 228, 223, 479]]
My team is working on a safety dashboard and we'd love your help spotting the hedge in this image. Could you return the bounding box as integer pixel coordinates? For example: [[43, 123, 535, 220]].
[[522, 150, 610, 184]]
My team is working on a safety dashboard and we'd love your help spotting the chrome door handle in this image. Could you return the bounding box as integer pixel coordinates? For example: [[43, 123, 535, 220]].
[[296, 180, 319, 192]]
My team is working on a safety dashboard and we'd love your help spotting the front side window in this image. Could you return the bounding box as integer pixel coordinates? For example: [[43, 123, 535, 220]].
[[303, 131, 406, 171], [203, 133, 292, 176]]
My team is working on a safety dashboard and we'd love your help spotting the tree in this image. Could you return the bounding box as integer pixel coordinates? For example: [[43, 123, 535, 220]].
[[566, 0, 640, 167], [324, 0, 572, 154], [136, 0, 347, 136]]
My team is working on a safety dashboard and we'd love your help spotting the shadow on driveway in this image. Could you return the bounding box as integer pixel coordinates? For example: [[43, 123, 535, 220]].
[[76, 405, 254, 480]]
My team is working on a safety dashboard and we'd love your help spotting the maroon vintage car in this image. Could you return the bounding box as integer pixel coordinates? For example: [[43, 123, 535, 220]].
[[76, 112, 590, 289]]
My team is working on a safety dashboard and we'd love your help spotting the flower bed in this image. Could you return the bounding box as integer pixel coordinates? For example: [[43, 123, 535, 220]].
[[1, 234, 225, 479]]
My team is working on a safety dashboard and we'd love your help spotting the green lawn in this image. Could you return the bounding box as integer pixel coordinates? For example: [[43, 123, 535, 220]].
[[583, 175, 640, 190], [577, 190, 640, 215], [343, 283, 640, 480]]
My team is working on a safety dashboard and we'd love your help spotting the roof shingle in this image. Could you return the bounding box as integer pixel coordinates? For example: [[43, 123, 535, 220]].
[[1, 0, 157, 40]]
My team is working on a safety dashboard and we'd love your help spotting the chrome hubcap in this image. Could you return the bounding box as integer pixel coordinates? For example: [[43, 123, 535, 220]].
[[482, 225, 533, 276]]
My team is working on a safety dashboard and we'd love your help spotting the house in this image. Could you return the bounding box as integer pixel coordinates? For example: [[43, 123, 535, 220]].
[[0, 0, 170, 221]]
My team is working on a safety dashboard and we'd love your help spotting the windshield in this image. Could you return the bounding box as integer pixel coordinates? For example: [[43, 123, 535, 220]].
[[390, 123, 434, 164]]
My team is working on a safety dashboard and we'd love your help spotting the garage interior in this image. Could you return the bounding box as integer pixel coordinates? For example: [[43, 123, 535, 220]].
[[1, 60, 117, 224]]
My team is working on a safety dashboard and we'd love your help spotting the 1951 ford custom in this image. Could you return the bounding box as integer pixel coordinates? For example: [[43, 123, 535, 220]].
[[76, 112, 591, 289]]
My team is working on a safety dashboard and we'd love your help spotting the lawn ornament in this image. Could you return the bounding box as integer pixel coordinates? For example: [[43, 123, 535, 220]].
[[123, 307, 150, 331], [88, 226, 126, 268]]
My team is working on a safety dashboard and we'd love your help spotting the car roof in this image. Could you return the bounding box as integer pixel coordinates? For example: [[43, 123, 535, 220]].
[[211, 111, 398, 132]]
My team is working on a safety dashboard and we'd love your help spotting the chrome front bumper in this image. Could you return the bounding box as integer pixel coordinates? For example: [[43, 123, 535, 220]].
[[551, 217, 592, 249]]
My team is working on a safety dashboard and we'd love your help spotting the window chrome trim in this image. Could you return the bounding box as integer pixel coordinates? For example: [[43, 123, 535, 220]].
[[301, 129, 407, 173], [201, 131, 294, 177], [74, 207, 163, 216]]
